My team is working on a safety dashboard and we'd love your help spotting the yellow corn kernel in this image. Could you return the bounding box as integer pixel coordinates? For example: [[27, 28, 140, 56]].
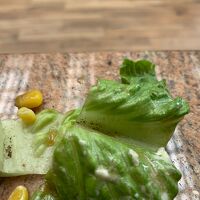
[[8, 185, 28, 200], [15, 90, 43, 109], [17, 107, 36, 124]]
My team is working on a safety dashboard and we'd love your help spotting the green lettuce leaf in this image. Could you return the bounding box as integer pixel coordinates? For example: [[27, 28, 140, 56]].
[[0, 109, 80, 176], [30, 191, 57, 200], [31, 109, 64, 156], [120, 59, 156, 84], [46, 125, 181, 200], [77, 59, 189, 148], [0, 118, 54, 176]]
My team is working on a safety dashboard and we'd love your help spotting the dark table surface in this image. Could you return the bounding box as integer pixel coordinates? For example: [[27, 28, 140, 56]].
[[0, 51, 199, 199]]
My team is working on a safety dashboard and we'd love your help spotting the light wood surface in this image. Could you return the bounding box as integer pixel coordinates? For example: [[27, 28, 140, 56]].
[[0, 0, 200, 53]]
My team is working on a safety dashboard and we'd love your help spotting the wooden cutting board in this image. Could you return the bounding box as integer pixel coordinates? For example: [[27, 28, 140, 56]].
[[0, 51, 199, 200]]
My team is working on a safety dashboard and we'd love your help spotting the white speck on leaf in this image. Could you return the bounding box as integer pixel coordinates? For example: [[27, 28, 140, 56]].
[[79, 139, 87, 146], [134, 193, 139, 198], [156, 147, 165, 156], [128, 149, 139, 166], [161, 192, 169, 200], [95, 166, 117, 182], [95, 167, 110, 179]]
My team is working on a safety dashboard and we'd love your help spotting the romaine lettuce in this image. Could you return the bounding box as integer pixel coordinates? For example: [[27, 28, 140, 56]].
[[31, 59, 189, 200], [45, 125, 181, 200], [77, 59, 189, 148]]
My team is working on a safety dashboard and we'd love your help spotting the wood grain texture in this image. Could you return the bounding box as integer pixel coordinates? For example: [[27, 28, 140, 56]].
[[0, 51, 199, 199], [0, 0, 200, 53]]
